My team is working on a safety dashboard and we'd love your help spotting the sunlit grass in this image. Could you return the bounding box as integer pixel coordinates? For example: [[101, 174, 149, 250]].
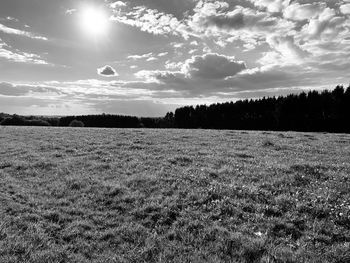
[[0, 127, 349, 262]]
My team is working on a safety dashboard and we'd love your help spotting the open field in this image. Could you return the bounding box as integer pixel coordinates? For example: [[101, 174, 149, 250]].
[[0, 127, 350, 262]]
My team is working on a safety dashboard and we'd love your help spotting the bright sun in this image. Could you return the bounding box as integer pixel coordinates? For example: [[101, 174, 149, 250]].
[[80, 6, 109, 37]]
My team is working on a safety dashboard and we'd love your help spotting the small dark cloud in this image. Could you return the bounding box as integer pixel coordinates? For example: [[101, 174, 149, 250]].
[[97, 65, 118, 77]]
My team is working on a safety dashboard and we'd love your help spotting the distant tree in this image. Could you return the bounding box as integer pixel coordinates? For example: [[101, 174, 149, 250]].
[[0, 115, 26, 126], [27, 119, 51, 126], [0, 116, 52, 126], [59, 114, 141, 128], [69, 119, 85, 127], [45, 118, 59, 126], [164, 112, 175, 128]]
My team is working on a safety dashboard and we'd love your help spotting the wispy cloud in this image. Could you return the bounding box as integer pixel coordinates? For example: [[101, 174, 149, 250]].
[[65, 9, 77, 15], [0, 23, 48, 40], [127, 52, 153, 60], [158, 52, 168, 57], [110, 5, 190, 38], [0, 39, 49, 64]]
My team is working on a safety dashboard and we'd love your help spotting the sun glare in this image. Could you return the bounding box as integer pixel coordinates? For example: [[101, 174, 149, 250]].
[[80, 6, 109, 37]]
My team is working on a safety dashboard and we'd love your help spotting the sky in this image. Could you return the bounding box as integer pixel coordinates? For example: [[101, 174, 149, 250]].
[[0, 0, 350, 117]]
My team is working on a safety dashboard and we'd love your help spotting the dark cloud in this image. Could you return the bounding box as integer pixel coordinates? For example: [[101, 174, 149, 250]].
[[184, 53, 246, 79], [189, 1, 279, 36], [134, 53, 247, 95], [97, 65, 118, 77], [205, 9, 276, 31]]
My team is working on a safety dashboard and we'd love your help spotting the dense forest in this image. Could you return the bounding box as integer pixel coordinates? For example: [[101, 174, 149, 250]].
[[174, 85, 350, 133], [1, 85, 349, 133]]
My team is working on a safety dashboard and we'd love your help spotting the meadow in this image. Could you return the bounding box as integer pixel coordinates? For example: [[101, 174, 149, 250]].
[[0, 126, 349, 263]]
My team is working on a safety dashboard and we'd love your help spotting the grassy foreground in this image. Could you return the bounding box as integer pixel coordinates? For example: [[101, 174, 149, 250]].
[[0, 127, 349, 263]]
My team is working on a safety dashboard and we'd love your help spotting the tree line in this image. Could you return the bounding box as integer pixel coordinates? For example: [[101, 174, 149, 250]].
[[1, 84, 349, 133], [0, 113, 173, 129], [174, 85, 350, 133]]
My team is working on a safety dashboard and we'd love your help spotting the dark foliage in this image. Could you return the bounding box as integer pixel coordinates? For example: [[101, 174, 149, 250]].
[[140, 112, 175, 128], [59, 114, 140, 128], [69, 119, 85, 127], [0, 115, 26, 126], [27, 119, 51, 126], [45, 118, 60, 126], [174, 85, 350, 133], [0, 115, 51, 126]]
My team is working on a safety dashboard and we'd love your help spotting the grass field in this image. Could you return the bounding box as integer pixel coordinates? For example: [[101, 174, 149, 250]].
[[0, 126, 349, 262]]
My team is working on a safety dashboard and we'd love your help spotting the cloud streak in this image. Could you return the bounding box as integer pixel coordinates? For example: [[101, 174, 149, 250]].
[[0, 23, 48, 40], [0, 39, 49, 64]]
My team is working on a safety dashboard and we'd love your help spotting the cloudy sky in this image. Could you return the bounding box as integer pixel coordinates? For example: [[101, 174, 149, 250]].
[[0, 0, 349, 116]]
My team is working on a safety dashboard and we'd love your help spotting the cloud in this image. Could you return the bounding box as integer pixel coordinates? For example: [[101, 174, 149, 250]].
[[65, 9, 77, 15], [110, 1, 127, 8], [340, 4, 350, 14], [0, 23, 48, 40], [135, 53, 246, 91], [0, 39, 49, 64], [189, 2, 279, 34], [127, 52, 153, 60], [130, 47, 348, 99], [182, 53, 246, 79], [111, 0, 196, 19], [0, 17, 19, 22], [110, 5, 188, 38], [132, 52, 250, 98], [283, 3, 326, 21], [251, 0, 290, 13], [146, 57, 158, 62], [158, 52, 168, 57], [165, 61, 183, 70], [184, 1, 296, 49], [109, 0, 292, 50], [264, 35, 310, 65], [172, 43, 184, 48], [135, 70, 185, 85], [0, 82, 33, 96], [302, 7, 345, 39], [0, 78, 182, 116], [97, 65, 118, 77], [0, 82, 61, 96]]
